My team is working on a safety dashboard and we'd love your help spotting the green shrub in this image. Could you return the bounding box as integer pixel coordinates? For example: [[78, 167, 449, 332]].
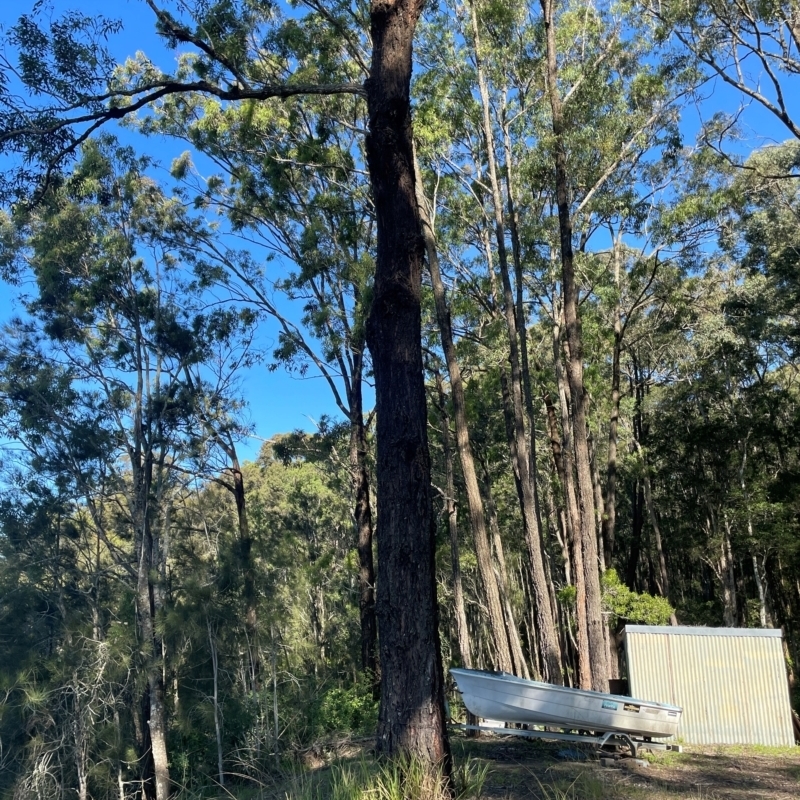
[[601, 568, 674, 625], [315, 685, 378, 737]]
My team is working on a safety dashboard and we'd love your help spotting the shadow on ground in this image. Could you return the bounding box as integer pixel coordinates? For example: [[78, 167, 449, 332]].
[[451, 735, 800, 799]]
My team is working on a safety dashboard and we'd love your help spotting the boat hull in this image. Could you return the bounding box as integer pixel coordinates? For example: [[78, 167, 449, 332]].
[[450, 668, 682, 738]]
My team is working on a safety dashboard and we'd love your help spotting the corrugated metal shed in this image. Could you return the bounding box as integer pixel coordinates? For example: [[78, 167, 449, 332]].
[[624, 625, 794, 746]]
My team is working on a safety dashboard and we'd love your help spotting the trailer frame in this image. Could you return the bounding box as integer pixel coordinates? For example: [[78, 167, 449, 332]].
[[449, 723, 683, 758]]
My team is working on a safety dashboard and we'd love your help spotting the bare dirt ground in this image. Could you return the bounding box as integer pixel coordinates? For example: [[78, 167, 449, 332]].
[[451, 735, 800, 800]]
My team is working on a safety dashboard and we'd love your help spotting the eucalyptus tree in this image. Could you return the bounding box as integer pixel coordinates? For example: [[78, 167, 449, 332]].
[[414, 0, 566, 684], [0, 139, 257, 799], [144, 82, 380, 687], [416, 144, 537, 678], [643, 0, 800, 146], [536, 0, 695, 689], [467, 0, 564, 683], [626, 139, 800, 655], [1, 0, 450, 767], [413, 0, 689, 690]]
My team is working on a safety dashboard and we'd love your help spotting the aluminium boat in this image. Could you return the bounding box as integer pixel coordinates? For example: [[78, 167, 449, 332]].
[[450, 667, 682, 738]]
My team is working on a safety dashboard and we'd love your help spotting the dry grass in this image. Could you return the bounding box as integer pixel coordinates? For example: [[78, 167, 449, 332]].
[[449, 735, 800, 800], [236, 734, 799, 800]]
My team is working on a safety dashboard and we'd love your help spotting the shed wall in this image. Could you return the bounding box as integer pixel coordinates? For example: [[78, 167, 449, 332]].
[[625, 626, 794, 746]]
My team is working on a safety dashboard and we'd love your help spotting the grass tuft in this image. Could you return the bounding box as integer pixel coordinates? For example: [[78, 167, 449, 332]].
[[529, 772, 612, 800], [284, 754, 488, 800]]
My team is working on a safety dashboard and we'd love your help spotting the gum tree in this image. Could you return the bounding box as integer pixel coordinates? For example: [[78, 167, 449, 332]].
[[1, 0, 450, 769]]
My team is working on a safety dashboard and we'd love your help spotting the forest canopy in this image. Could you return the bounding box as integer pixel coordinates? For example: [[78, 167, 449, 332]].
[[0, 1, 798, 799]]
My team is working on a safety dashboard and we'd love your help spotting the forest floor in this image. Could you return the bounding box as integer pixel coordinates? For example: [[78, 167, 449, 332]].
[[449, 734, 800, 800], [270, 734, 800, 800]]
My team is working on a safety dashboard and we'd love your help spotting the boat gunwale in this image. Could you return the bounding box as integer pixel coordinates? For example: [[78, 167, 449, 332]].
[[449, 667, 683, 713]]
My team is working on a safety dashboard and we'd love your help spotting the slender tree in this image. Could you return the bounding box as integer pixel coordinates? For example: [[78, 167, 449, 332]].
[[0, 0, 451, 766]]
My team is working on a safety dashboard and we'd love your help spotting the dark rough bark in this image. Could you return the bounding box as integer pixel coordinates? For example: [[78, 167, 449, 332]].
[[364, 0, 450, 768], [500, 369, 524, 502], [348, 368, 378, 689], [589, 433, 606, 573], [541, 389, 572, 582], [541, 0, 609, 692], [626, 482, 645, 591], [543, 389, 566, 497], [231, 466, 260, 691]]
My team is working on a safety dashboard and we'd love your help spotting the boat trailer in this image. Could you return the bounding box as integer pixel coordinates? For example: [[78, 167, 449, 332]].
[[450, 723, 683, 759]]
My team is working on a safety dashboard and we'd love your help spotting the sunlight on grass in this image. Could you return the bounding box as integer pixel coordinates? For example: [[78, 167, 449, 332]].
[[531, 773, 610, 800], [284, 754, 489, 800]]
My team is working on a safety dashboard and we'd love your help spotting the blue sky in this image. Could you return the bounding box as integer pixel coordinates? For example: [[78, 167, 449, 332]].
[[0, 0, 362, 461], [1, 1, 796, 462]]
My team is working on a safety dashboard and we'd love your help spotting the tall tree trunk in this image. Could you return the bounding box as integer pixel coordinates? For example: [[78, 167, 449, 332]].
[[542, 390, 572, 583], [435, 374, 472, 670], [136, 515, 170, 800], [541, 0, 609, 692], [417, 157, 514, 674], [554, 327, 592, 690], [739, 441, 770, 628], [480, 461, 531, 679], [128, 433, 171, 800], [541, 461, 571, 586], [481, 462, 508, 587], [589, 433, 606, 573], [499, 368, 525, 503], [348, 364, 378, 690], [502, 120, 552, 679], [720, 513, 738, 627], [626, 482, 645, 591], [469, 0, 562, 684], [753, 554, 769, 628], [502, 108, 540, 495], [271, 625, 279, 759], [208, 620, 225, 788], [766, 556, 796, 678], [365, 0, 450, 768], [230, 465, 260, 692], [602, 240, 623, 568]]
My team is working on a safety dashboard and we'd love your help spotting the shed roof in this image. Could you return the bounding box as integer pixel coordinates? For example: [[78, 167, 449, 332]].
[[624, 625, 782, 638]]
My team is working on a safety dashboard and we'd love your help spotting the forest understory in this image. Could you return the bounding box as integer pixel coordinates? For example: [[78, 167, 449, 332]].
[[277, 737, 800, 800], [2, 1, 800, 799]]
